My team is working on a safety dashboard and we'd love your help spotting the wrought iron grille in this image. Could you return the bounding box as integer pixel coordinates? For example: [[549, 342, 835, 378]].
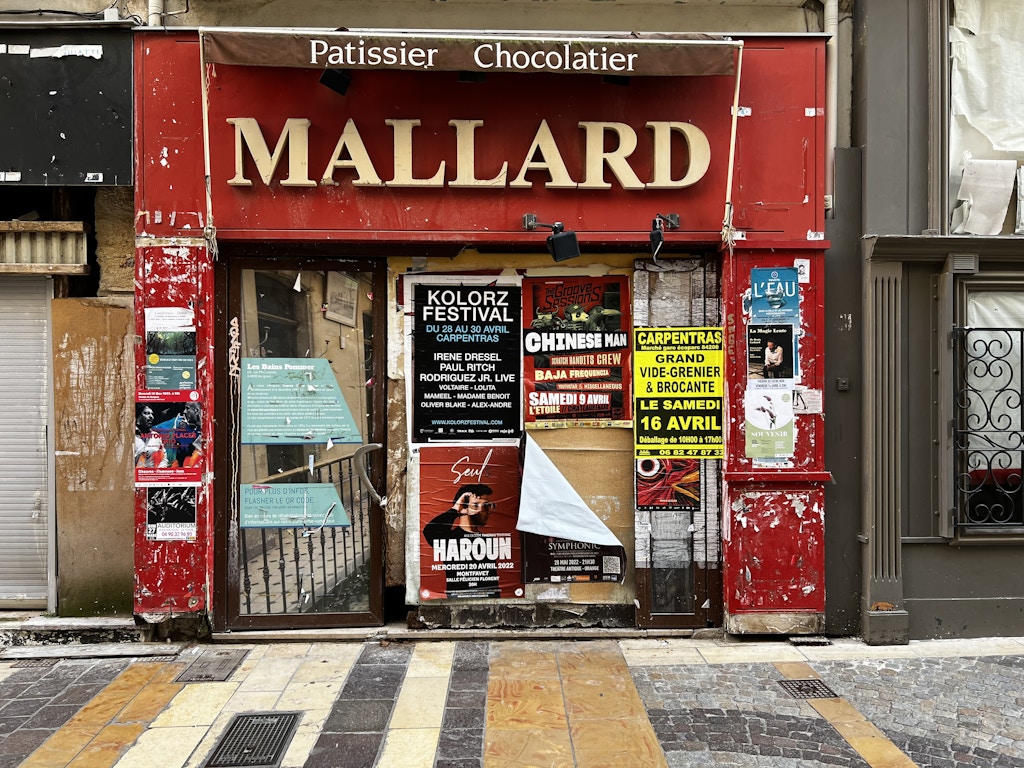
[[239, 452, 373, 614], [952, 326, 1024, 531]]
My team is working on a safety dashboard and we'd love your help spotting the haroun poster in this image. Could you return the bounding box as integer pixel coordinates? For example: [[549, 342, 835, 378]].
[[418, 444, 523, 600]]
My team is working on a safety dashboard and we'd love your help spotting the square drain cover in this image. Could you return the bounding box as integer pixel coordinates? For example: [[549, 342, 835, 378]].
[[11, 658, 57, 668], [203, 711, 301, 768], [176, 648, 250, 683], [778, 679, 838, 699]]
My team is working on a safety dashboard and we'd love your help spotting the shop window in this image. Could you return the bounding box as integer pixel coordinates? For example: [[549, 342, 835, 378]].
[[950, 282, 1024, 535]]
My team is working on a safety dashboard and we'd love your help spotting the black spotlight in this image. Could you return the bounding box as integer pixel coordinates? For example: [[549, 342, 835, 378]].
[[319, 68, 352, 96], [523, 214, 582, 262], [547, 226, 581, 262]]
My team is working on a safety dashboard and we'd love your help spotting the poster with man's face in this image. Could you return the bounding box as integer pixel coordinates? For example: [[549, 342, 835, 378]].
[[134, 397, 203, 486], [418, 444, 523, 600]]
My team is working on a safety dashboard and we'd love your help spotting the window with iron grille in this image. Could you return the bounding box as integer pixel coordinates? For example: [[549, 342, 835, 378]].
[[952, 289, 1024, 534]]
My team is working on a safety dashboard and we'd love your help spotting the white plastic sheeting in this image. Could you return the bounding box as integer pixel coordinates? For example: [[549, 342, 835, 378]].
[[949, 1, 1024, 233]]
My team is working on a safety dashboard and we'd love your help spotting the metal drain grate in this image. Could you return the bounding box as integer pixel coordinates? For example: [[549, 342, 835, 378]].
[[11, 658, 57, 668], [202, 711, 301, 768], [778, 679, 839, 699], [176, 648, 250, 683], [788, 635, 833, 647]]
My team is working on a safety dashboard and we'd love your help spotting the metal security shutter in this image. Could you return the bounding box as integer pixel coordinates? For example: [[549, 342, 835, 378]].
[[0, 277, 50, 606]]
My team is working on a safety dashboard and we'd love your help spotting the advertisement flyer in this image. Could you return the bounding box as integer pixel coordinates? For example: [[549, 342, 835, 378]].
[[522, 534, 625, 584], [412, 283, 522, 442], [746, 324, 795, 388], [418, 444, 523, 600], [744, 389, 795, 458], [240, 357, 362, 445], [633, 327, 724, 458], [133, 396, 203, 486], [522, 275, 632, 426], [144, 485, 197, 541], [144, 306, 197, 391], [749, 267, 800, 378], [635, 457, 701, 511]]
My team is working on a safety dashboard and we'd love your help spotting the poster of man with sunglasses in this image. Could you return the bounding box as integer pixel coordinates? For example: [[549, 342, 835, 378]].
[[418, 445, 523, 600]]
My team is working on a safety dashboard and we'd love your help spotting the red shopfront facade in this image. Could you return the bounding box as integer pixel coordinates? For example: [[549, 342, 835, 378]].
[[133, 28, 828, 634]]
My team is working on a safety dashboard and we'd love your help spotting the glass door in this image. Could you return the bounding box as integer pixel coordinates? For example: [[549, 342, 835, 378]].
[[217, 257, 385, 629]]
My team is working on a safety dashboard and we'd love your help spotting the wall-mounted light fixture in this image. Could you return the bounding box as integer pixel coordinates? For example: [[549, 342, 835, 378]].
[[650, 213, 680, 260], [319, 68, 352, 96], [523, 213, 581, 262]]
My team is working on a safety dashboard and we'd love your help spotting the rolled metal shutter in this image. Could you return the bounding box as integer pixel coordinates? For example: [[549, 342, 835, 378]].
[[0, 277, 50, 605]]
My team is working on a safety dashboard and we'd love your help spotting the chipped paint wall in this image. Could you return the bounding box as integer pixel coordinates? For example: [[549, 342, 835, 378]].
[[52, 298, 135, 615]]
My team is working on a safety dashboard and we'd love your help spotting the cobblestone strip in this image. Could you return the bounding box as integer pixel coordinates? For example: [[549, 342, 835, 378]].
[[304, 641, 413, 768], [631, 661, 870, 768], [0, 658, 132, 768], [814, 655, 1024, 768], [436, 641, 489, 768]]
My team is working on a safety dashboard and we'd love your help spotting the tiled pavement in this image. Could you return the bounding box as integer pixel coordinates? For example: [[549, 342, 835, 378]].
[[2, 634, 1024, 767]]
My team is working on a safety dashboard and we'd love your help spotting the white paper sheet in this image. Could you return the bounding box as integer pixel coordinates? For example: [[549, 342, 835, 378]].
[[516, 433, 622, 547]]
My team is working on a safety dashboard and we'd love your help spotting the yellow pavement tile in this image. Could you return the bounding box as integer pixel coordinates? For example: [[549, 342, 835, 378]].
[[773, 661, 820, 679], [150, 682, 237, 727], [810, 697, 866, 724], [111, 724, 206, 768], [484, 728, 574, 768], [569, 719, 668, 768], [487, 678, 567, 730], [148, 663, 188, 684], [845, 736, 917, 767], [221, 689, 280, 713], [277, 679, 342, 711], [115, 682, 183, 723], [280, 717, 324, 768], [406, 641, 456, 677], [619, 645, 706, 666], [698, 644, 808, 664], [390, 676, 449, 729], [264, 643, 312, 659], [235, 657, 304, 691], [489, 646, 560, 679], [376, 727, 440, 768], [66, 723, 146, 768], [557, 643, 629, 676], [20, 724, 95, 767], [561, 674, 640, 720], [832, 719, 893, 741], [290, 657, 356, 684]]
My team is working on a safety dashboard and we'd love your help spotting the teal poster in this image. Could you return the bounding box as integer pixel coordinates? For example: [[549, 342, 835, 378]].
[[241, 358, 362, 445], [240, 483, 350, 529]]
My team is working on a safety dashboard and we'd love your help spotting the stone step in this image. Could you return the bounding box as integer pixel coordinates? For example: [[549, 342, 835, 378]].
[[0, 613, 153, 648]]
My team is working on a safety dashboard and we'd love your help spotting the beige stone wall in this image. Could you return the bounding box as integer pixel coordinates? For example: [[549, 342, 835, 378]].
[[95, 187, 136, 297]]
